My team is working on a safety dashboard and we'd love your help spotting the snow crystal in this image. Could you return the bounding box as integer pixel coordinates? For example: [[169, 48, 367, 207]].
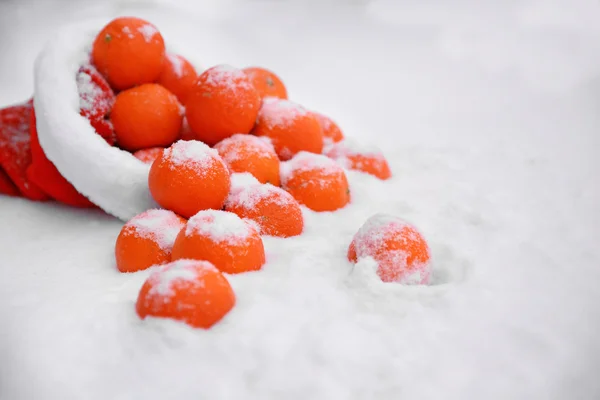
[[203, 65, 252, 90], [127, 209, 185, 252], [185, 209, 253, 244], [164, 140, 220, 172], [121, 26, 134, 38], [227, 183, 292, 210], [76, 67, 112, 116], [167, 53, 184, 77], [215, 134, 276, 164], [146, 259, 218, 298], [351, 213, 431, 285], [258, 97, 309, 129], [280, 151, 343, 185], [230, 172, 260, 190], [138, 24, 159, 43], [325, 138, 384, 158]]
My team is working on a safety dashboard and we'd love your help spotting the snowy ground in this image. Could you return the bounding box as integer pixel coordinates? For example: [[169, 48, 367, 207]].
[[1, 0, 600, 399]]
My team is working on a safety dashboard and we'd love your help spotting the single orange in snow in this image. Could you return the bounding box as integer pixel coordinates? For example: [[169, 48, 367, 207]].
[[186, 65, 261, 146], [115, 209, 186, 273], [157, 53, 198, 104], [314, 112, 344, 144], [347, 213, 431, 284], [148, 140, 231, 218], [243, 67, 288, 99], [214, 134, 280, 186], [111, 83, 182, 151], [252, 97, 323, 161], [324, 139, 392, 180], [133, 147, 164, 165], [91, 17, 165, 91], [136, 259, 236, 329], [225, 183, 303, 237], [281, 151, 350, 212], [172, 209, 266, 274]]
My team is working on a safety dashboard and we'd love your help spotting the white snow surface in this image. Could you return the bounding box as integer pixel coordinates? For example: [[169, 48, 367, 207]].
[[1, 1, 600, 399]]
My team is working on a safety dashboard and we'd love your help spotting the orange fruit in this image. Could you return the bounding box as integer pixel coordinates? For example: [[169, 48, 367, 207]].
[[136, 259, 235, 329], [172, 209, 266, 274], [252, 97, 323, 161], [111, 83, 182, 151], [185, 65, 261, 146], [348, 214, 431, 284], [224, 183, 303, 237], [115, 209, 186, 273], [243, 67, 288, 99], [314, 112, 344, 144], [214, 134, 280, 186], [157, 53, 198, 104], [91, 17, 165, 91], [281, 151, 350, 212], [148, 140, 231, 218], [133, 147, 164, 164], [324, 139, 392, 180]]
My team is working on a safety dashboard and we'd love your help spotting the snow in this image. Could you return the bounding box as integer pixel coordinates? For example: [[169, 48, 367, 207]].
[[258, 97, 309, 129], [1, 0, 600, 399], [226, 183, 293, 210], [138, 23, 159, 43], [203, 64, 253, 90], [145, 259, 217, 298], [165, 139, 219, 172], [167, 53, 184, 77], [229, 171, 260, 191], [280, 151, 345, 186], [215, 133, 277, 164], [126, 209, 185, 252], [350, 213, 431, 285], [185, 209, 254, 244]]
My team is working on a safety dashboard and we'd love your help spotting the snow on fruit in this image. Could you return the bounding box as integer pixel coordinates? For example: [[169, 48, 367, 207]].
[[348, 214, 431, 285], [136, 259, 236, 329]]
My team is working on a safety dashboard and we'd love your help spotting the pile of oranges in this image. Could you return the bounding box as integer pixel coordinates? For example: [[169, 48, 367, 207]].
[[83, 16, 432, 329]]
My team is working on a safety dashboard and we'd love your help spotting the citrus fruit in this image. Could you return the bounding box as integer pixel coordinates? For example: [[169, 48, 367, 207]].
[[348, 213, 431, 284], [115, 208, 186, 273], [214, 134, 280, 186], [281, 151, 350, 212], [252, 97, 323, 161], [148, 140, 231, 218], [172, 209, 265, 274], [136, 259, 235, 329]]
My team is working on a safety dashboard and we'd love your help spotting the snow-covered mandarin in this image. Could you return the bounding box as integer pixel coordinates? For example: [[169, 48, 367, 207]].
[[224, 183, 304, 237], [214, 134, 280, 186], [148, 140, 231, 218], [115, 209, 186, 273], [324, 138, 391, 180], [281, 151, 350, 212], [136, 259, 236, 329], [252, 98, 323, 161], [185, 65, 261, 146], [171, 209, 266, 274], [348, 213, 431, 285]]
